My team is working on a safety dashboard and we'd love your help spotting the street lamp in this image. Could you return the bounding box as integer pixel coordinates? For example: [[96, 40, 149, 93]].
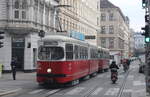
[[53, 5, 72, 33]]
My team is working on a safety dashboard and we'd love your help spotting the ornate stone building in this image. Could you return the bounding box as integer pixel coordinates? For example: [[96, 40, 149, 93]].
[[57, 0, 100, 45], [100, 0, 131, 64], [0, 0, 59, 71]]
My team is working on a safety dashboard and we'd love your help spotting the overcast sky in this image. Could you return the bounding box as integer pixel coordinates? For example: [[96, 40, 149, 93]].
[[109, 0, 145, 32]]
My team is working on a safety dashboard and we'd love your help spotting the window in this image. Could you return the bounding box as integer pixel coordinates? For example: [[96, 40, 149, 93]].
[[38, 46, 64, 60], [85, 35, 96, 39], [101, 26, 106, 34], [101, 38, 106, 48], [22, 0, 27, 9], [74, 45, 79, 59], [98, 50, 103, 58], [15, 0, 19, 9], [101, 13, 106, 21], [109, 13, 114, 21], [14, 11, 19, 18], [109, 38, 114, 49], [22, 11, 26, 19], [66, 44, 73, 60], [90, 49, 98, 59], [109, 25, 114, 34]]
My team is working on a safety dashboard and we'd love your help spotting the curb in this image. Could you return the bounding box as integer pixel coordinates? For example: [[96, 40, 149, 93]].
[[0, 88, 22, 96]]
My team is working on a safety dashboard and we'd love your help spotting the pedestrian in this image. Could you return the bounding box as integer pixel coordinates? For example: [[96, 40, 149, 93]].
[[11, 57, 17, 80], [126, 59, 131, 68]]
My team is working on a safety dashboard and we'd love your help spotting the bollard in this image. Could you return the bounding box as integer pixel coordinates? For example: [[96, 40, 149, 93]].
[[0, 64, 2, 78]]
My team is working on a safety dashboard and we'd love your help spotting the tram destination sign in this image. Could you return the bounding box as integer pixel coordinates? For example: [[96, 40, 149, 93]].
[[44, 41, 58, 46]]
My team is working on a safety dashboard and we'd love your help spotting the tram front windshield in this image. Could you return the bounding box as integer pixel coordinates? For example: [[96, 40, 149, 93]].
[[38, 46, 64, 60]]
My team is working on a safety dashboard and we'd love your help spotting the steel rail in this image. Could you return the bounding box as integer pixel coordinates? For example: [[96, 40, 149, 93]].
[[116, 69, 131, 97]]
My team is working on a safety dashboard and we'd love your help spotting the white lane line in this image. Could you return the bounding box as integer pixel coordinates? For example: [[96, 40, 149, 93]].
[[29, 89, 44, 94], [133, 81, 145, 86], [97, 74, 104, 78], [91, 87, 103, 95], [104, 88, 119, 96], [46, 89, 60, 95], [127, 75, 134, 79], [123, 89, 132, 92], [118, 75, 124, 78], [66, 87, 85, 95]]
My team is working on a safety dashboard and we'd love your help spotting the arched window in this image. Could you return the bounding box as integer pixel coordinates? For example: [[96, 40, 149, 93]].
[[14, 0, 19, 9], [22, 0, 27, 9]]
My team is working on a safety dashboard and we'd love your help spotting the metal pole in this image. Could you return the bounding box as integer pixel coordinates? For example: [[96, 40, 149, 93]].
[[53, 5, 72, 33], [53, 8, 57, 33]]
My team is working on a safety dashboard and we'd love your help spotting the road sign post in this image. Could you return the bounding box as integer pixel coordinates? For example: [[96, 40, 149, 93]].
[[0, 64, 3, 78]]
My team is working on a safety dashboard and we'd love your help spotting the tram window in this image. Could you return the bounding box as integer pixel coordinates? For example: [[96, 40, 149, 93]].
[[110, 55, 114, 59], [38, 46, 64, 60], [66, 44, 73, 60], [90, 49, 98, 59], [74, 45, 79, 59]]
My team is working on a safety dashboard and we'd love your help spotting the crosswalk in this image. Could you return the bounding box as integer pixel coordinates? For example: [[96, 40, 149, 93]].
[[25, 80, 145, 97], [26, 87, 133, 96]]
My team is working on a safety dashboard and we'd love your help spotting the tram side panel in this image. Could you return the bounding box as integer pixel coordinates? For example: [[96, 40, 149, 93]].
[[89, 59, 99, 74], [98, 59, 103, 72], [88, 48, 99, 74], [37, 60, 90, 84], [102, 59, 109, 71]]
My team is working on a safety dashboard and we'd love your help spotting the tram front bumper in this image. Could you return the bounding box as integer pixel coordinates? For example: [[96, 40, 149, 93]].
[[37, 73, 66, 78]]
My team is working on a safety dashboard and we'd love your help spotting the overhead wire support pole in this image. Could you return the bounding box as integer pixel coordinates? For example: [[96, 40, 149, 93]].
[[53, 5, 72, 33], [142, 0, 150, 95]]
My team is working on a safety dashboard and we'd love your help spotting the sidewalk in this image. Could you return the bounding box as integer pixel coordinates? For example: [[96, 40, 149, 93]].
[[129, 60, 149, 97], [0, 72, 36, 96]]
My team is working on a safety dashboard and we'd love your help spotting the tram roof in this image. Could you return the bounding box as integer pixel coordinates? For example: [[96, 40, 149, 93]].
[[43, 35, 89, 45]]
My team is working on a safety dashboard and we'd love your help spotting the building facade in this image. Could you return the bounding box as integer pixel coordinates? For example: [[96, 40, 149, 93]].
[[0, 0, 59, 72], [133, 32, 145, 50], [129, 29, 135, 57], [100, 0, 131, 64], [57, 0, 100, 45]]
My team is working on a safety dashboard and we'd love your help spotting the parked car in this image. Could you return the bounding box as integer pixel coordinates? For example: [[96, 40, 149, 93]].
[[139, 63, 145, 73]]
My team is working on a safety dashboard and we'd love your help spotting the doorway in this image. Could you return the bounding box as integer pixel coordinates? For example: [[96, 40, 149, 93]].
[[12, 37, 25, 70]]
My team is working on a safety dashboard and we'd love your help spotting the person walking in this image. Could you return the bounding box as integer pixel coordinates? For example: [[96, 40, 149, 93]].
[[11, 57, 17, 80]]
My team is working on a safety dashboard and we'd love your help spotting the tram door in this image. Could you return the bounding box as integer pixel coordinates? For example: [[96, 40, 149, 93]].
[[12, 37, 25, 70]]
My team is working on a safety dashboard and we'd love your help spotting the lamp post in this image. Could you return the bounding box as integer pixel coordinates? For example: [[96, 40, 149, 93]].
[[53, 5, 71, 33]]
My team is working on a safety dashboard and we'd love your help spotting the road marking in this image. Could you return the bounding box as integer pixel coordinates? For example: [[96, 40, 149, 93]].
[[91, 87, 103, 95], [123, 89, 132, 92], [0, 88, 22, 96], [104, 88, 119, 96], [97, 74, 104, 78], [29, 89, 44, 94], [66, 87, 85, 95], [118, 75, 124, 78], [44, 89, 60, 96], [133, 81, 145, 86], [127, 75, 134, 79]]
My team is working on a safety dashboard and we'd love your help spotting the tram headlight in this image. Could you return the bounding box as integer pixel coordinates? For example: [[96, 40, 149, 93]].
[[47, 68, 51, 73]]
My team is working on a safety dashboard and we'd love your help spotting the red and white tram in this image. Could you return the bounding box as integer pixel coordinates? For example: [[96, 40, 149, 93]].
[[36, 35, 109, 85], [97, 47, 110, 72]]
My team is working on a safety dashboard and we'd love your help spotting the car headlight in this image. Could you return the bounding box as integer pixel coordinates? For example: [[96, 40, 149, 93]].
[[47, 68, 51, 73]]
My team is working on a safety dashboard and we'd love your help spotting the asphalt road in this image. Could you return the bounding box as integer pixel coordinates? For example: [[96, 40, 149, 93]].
[[1, 60, 146, 97]]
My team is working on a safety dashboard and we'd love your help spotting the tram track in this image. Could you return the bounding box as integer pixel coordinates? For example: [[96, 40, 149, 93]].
[[116, 69, 131, 97], [45, 70, 131, 97]]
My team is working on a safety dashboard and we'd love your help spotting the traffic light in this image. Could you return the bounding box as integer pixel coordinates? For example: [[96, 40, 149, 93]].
[[145, 37, 150, 42], [145, 15, 149, 23], [38, 30, 45, 38], [0, 31, 4, 48], [141, 25, 150, 43], [142, 0, 147, 8], [141, 25, 149, 36]]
